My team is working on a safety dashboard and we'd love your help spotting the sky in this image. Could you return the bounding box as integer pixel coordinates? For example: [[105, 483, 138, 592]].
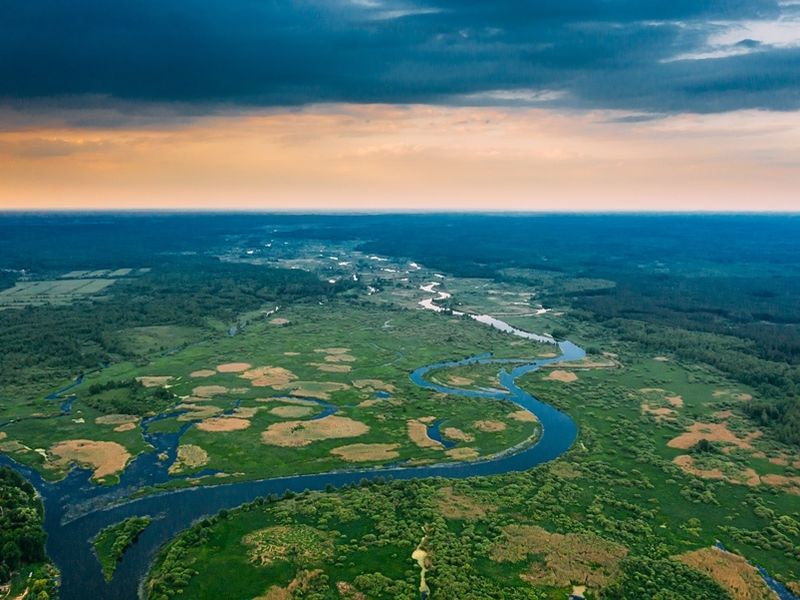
[[1, 0, 799, 211]]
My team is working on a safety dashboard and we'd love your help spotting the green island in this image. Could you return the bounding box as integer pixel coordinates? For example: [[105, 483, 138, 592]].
[[93, 517, 153, 582]]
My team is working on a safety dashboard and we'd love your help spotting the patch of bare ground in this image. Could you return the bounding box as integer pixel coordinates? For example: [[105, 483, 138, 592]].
[[269, 405, 314, 418], [407, 418, 442, 449], [261, 416, 369, 447], [114, 423, 137, 432], [189, 369, 216, 378], [641, 403, 677, 422], [673, 455, 761, 487], [95, 414, 138, 425], [241, 366, 298, 388], [447, 375, 474, 386], [324, 353, 356, 363], [216, 362, 252, 373], [473, 420, 507, 432], [330, 443, 400, 462], [283, 351, 301, 356], [675, 547, 774, 600], [196, 417, 251, 432], [49, 440, 131, 480], [192, 385, 229, 398], [314, 347, 350, 355], [269, 317, 290, 325], [336, 581, 366, 600], [509, 410, 538, 423], [357, 399, 378, 408], [255, 570, 326, 600], [232, 407, 258, 418], [442, 427, 474, 442], [759, 474, 800, 496], [352, 379, 395, 392], [654, 356, 670, 362], [491, 524, 627, 591], [168, 444, 209, 474], [309, 362, 352, 373], [446, 447, 479, 460], [257, 397, 318, 406], [437, 485, 493, 520], [0, 432, 6, 441], [135, 376, 173, 387], [667, 395, 684, 408], [546, 370, 578, 382], [668, 422, 761, 451]]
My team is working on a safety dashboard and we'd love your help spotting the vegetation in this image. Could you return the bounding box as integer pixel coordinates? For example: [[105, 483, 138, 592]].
[[93, 516, 152, 581], [0, 467, 56, 598]]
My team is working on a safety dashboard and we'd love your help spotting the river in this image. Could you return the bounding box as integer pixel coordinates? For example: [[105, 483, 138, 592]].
[[0, 292, 582, 598]]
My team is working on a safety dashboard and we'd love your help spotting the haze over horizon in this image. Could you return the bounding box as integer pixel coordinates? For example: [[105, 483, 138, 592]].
[[2, 1, 799, 211]]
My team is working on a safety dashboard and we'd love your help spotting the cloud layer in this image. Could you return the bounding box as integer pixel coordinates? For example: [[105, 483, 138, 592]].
[[2, 0, 799, 116]]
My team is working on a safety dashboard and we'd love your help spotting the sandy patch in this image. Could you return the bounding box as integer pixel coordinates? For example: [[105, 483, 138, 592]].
[[446, 447, 479, 460], [190, 369, 216, 378], [216, 362, 252, 373], [136, 376, 173, 387], [269, 405, 314, 418], [0, 432, 6, 441], [50, 440, 131, 480], [667, 422, 760, 451], [357, 399, 379, 408], [233, 407, 259, 418], [323, 353, 356, 363], [545, 370, 577, 382], [197, 417, 251, 432], [269, 317, 290, 325], [283, 351, 301, 356], [114, 423, 137, 432], [641, 403, 676, 422], [760, 474, 800, 496], [667, 395, 684, 408], [675, 547, 774, 600], [673, 455, 760, 486], [447, 375, 474, 386], [241, 366, 298, 388], [539, 352, 558, 358], [256, 570, 325, 600], [443, 427, 474, 442], [509, 410, 538, 423], [95, 414, 139, 425], [407, 419, 442, 449], [437, 486, 493, 520], [473, 420, 507, 432], [257, 397, 318, 406], [331, 443, 399, 462], [309, 363, 352, 373], [654, 356, 670, 362], [192, 385, 229, 398], [352, 379, 396, 393], [314, 347, 350, 355], [261, 416, 368, 447], [168, 444, 209, 474], [491, 525, 627, 590], [417, 416, 436, 424], [336, 582, 366, 600], [715, 410, 734, 419]]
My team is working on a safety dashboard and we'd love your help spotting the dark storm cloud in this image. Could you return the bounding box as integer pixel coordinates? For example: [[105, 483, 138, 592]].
[[0, 0, 798, 117]]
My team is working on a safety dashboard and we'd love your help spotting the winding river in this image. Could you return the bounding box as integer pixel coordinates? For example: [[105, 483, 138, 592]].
[[0, 291, 585, 599]]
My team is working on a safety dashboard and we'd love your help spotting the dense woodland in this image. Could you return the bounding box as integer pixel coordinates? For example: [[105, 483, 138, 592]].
[[0, 467, 51, 594], [0, 257, 356, 392]]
